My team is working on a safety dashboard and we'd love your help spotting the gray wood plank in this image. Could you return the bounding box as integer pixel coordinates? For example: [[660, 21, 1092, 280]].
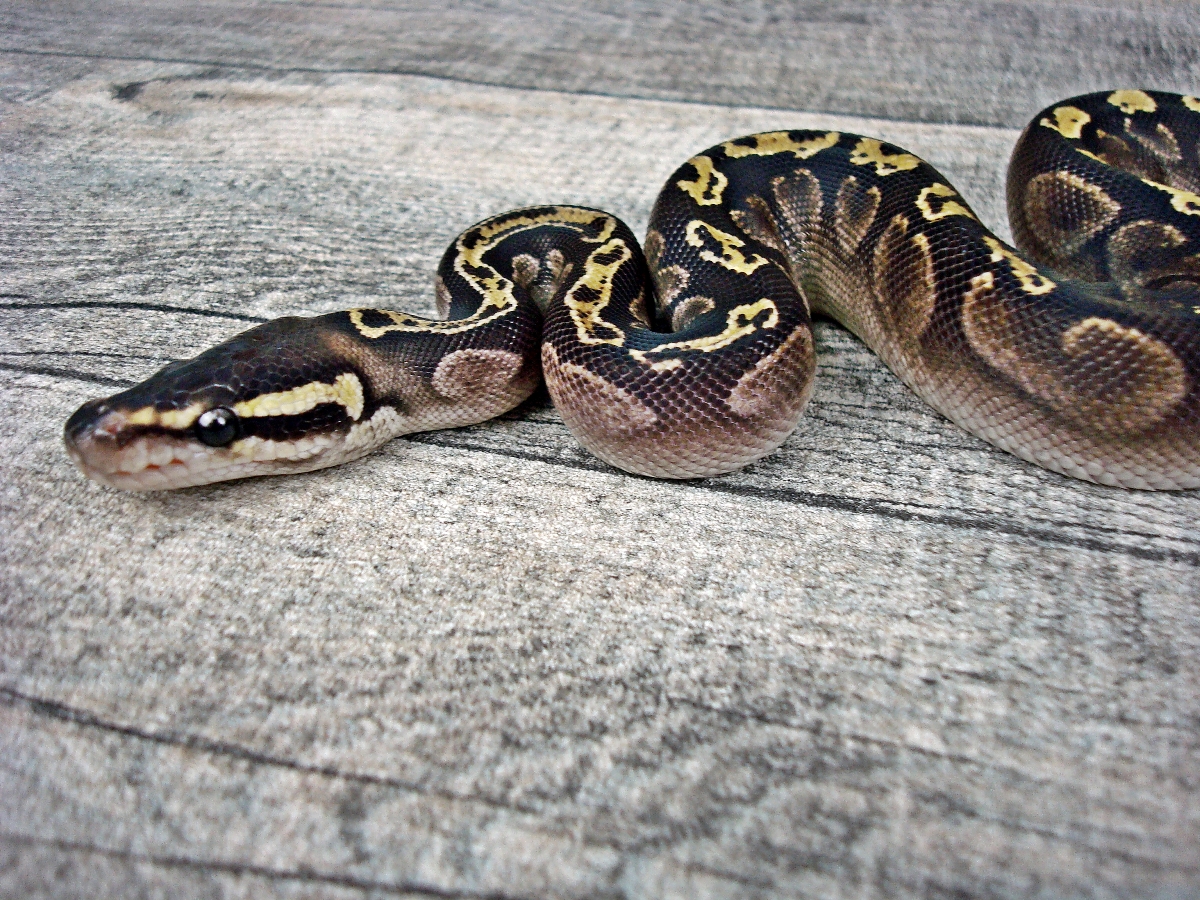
[[2, 0, 1199, 127], [1, 9, 1199, 900]]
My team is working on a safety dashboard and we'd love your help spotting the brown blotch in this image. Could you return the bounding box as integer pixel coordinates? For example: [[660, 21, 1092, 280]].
[[834, 175, 881, 254], [511, 254, 540, 290], [546, 248, 566, 282], [531, 249, 573, 311], [962, 273, 1019, 372], [873, 214, 937, 342], [1107, 219, 1200, 293], [431, 348, 525, 401], [1095, 129, 1169, 184], [435, 276, 452, 319], [322, 329, 422, 403], [541, 344, 658, 433], [962, 274, 1189, 434], [771, 168, 823, 246], [643, 230, 665, 271], [730, 195, 785, 254], [653, 264, 690, 319], [726, 324, 815, 420], [1059, 318, 1188, 432], [671, 295, 715, 332], [1129, 122, 1183, 163], [1022, 171, 1120, 276]]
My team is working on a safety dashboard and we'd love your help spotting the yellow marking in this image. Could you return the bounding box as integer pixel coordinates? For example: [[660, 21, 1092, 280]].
[[125, 402, 205, 430], [983, 236, 1055, 295], [1146, 181, 1200, 216], [125, 408, 156, 426], [631, 299, 779, 362], [722, 131, 839, 160], [349, 308, 444, 339], [1039, 106, 1090, 139], [1075, 147, 1104, 163], [849, 139, 921, 176], [233, 372, 364, 421], [350, 207, 617, 339], [1108, 90, 1156, 114], [647, 357, 684, 373], [344, 406, 408, 454], [464, 207, 615, 263], [1183, 96, 1200, 113], [564, 238, 633, 346], [677, 155, 728, 206], [629, 286, 650, 326], [685, 220, 768, 274], [916, 183, 978, 222], [125, 408, 157, 426], [456, 206, 614, 316]]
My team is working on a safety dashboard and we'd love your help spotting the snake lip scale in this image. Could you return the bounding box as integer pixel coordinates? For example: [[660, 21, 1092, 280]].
[[65, 91, 1200, 491]]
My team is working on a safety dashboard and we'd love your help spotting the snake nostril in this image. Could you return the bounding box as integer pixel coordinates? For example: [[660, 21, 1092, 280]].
[[64, 398, 117, 446]]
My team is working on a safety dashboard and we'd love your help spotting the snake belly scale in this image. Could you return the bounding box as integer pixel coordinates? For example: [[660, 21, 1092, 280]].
[[65, 91, 1200, 490]]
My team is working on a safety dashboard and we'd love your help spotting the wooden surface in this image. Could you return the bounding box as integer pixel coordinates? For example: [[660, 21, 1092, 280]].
[[2, 2, 1199, 898]]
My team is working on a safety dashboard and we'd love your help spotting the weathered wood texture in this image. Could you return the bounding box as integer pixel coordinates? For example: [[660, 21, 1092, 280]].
[[1, 3, 1198, 899], [5, 0, 1200, 127]]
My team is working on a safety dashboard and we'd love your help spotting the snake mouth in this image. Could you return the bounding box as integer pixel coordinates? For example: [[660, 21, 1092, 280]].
[[64, 401, 210, 490]]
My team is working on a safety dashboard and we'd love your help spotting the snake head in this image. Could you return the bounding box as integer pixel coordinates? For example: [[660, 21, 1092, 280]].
[[64, 316, 376, 490]]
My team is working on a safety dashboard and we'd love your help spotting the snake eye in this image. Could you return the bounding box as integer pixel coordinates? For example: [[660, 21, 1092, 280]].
[[195, 407, 240, 447]]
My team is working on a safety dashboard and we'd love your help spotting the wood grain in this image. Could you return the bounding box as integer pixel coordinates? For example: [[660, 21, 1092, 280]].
[[3, 0, 1199, 127], [1, 4, 1198, 898]]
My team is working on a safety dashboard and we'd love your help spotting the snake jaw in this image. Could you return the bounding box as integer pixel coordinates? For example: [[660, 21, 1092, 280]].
[[64, 400, 215, 490]]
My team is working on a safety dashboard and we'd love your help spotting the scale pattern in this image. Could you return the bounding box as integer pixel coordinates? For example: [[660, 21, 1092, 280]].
[[65, 91, 1200, 490]]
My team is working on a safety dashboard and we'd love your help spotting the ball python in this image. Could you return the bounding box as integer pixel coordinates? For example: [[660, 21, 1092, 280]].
[[65, 90, 1200, 491]]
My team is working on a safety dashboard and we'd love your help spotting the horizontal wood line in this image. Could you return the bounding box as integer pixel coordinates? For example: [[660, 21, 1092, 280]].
[[0, 350, 173, 362], [0, 686, 539, 816], [407, 435, 1200, 565], [0, 45, 1016, 130], [6, 688, 1181, 882], [0, 685, 775, 884], [8, 683, 1177, 865], [662, 696, 1196, 872], [0, 830, 533, 900], [0, 300, 268, 323], [0, 362, 134, 388]]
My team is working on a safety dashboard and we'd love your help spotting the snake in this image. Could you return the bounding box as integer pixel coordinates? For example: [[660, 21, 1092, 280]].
[[64, 90, 1200, 491]]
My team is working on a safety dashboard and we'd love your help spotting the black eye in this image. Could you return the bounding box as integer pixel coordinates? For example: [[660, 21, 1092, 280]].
[[195, 407, 240, 447]]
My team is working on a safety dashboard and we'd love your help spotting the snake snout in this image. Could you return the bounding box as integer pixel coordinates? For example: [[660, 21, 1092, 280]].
[[63, 399, 127, 474], [64, 398, 117, 451], [63, 398, 196, 489]]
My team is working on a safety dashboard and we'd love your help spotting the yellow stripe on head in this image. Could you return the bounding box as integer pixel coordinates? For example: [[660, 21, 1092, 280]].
[[124, 402, 206, 430], [233, 373, 365, 421]]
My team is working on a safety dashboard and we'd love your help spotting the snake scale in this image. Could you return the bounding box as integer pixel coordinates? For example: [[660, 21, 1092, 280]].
[[65, 91, 1200, 490]]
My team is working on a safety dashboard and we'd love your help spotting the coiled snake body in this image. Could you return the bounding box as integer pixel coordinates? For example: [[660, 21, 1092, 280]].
[[66, 91, 1200, 490]]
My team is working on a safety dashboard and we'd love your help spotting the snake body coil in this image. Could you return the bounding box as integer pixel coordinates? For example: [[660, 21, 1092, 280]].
[[66, 91, 1200, 490]]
